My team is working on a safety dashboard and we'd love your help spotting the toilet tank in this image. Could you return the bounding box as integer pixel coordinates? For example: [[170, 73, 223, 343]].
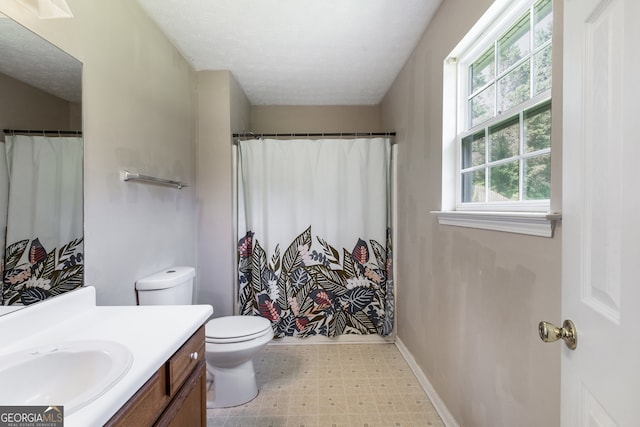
[[135, 266, 195, 305]]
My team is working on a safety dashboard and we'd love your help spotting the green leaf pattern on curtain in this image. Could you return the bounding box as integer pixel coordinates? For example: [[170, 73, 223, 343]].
[[238, 226, 394, 338], [1, 237, 83, 306]]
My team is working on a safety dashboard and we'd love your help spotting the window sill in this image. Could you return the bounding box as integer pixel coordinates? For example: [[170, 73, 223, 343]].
[[431, 210, 561, 237]]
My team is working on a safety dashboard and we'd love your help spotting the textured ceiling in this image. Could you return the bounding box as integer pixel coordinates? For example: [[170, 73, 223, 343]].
[[0, 1, 442, 106], [135, 0, 442, 105], [0, 15, 82, 103]]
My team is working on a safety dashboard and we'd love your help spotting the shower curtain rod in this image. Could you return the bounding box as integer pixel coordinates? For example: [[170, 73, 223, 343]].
[[3, 128, 82, 136], [233, 131, 395, 139]]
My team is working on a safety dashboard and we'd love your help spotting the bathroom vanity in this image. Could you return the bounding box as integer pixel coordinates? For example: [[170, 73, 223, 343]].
[[105, 326, 206, 426], [0, 287, 213, 426]]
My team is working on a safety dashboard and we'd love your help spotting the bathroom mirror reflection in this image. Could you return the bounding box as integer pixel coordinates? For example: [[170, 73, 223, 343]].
[[0, 14, 83, 314]]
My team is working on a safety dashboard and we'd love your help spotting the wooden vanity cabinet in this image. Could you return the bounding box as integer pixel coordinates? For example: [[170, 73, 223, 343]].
[[105, 326, 207, 427]]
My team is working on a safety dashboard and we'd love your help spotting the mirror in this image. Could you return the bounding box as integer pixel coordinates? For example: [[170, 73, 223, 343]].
[[0, 14, 83, 314]]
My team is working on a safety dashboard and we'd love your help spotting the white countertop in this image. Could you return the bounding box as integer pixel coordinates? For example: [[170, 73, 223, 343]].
[[0, 306, 23, 315], [0, 286, 213, 427]]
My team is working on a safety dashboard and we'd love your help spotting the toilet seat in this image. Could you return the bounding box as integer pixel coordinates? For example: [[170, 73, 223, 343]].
[[205, 315, 272, 344]]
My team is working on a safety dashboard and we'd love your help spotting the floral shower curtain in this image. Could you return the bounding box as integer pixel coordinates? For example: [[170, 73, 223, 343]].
[[1, 135, 84, 306], [237, 138, 393, 338]]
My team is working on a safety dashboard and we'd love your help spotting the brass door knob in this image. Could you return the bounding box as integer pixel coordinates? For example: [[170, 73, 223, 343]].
[[538, 319, 577, 350]]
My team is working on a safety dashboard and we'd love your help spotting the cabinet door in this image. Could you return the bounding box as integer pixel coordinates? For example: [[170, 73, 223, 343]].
[[157, 361, 206, 427], [104, 369, 169, 427]]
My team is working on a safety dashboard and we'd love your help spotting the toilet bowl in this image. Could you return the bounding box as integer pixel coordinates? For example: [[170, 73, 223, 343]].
[[204, 316, 272, 408], [134, 267, 273, 408]]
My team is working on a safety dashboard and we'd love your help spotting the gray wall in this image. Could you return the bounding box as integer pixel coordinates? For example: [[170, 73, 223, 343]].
[[0, 72, 78, 142], [251, 105, 381, 133], [196, 70, 250, 316], [380, 0, 562, 426]]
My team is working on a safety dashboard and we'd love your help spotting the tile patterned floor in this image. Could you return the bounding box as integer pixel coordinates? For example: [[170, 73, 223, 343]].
[[206, 343, 445, 427]]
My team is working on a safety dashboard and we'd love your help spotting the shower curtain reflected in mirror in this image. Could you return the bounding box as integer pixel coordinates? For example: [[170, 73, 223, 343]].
[[237, 138, 394, 338], [1, 134, 83, 305]]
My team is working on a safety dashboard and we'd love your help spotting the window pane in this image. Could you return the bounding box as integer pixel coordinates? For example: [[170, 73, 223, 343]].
[[534, 0, 553, 48], [497, 61, 530, 113], [489, 161, 519, 201], [461, 131, 486, 168], [470, 46, 494, 93], [462, 169, 486, 202], [489, 117, 519, 161], [498, 13, 530, 74], [470, 84, 495, 127], [533, 45, 552, 94], [524, 153, 550, 200], [524, 102, 551, 152]]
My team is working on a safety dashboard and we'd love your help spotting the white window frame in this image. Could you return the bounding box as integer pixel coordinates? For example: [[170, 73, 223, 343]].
[[433, 0, 560, 237], [457, 97, 551, 212]]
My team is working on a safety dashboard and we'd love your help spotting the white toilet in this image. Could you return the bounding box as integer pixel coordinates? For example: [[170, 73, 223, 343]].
[[135, 266, 273, 408]]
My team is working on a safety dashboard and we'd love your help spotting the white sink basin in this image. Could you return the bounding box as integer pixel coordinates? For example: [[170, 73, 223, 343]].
[[0, 340, 133, 415]]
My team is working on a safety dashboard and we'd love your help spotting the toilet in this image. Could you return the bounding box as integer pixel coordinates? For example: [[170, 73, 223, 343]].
[[135, 266, 273, 408]]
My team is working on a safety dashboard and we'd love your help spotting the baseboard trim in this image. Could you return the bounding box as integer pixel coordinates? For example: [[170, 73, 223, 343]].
[[395, 338, 459, 427], [269, 334, 394, 345]]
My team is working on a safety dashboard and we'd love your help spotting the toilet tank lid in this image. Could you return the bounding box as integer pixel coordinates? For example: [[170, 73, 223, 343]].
[[135, 266, 195, 291]]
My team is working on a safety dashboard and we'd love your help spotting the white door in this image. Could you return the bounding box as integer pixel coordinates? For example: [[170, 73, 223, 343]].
[[561, 0, 640, 425]]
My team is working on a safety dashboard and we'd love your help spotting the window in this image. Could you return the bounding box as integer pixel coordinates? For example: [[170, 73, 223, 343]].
[[461, 101, 551, 205], [434, 0, 559, 237]]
